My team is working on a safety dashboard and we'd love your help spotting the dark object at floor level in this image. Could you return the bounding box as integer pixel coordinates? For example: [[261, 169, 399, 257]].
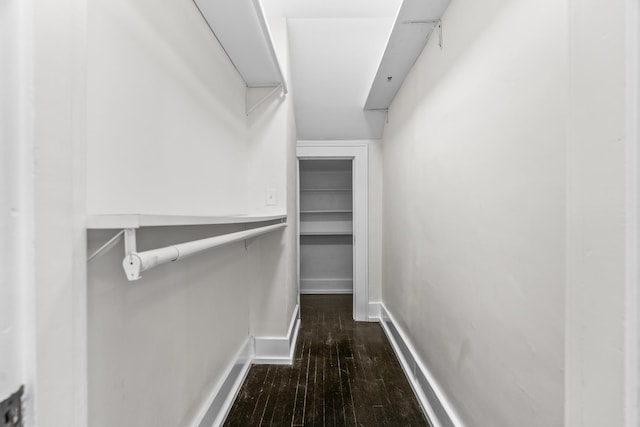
[[224, 295, 430, 426]]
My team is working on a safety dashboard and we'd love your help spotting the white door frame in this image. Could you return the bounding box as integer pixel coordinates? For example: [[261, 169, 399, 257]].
[[296, 143, 369, 321], [0, 0, 33, 412], [625, 0, 640, 425]]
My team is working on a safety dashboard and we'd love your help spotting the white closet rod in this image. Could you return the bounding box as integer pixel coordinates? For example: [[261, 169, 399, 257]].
[[122, 222, 286, 281]]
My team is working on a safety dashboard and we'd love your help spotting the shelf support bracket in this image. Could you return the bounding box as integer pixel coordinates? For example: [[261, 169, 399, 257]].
[[122, 228, 143, 280], [246, 85, 283, 116], [402, 19, 443, 49], [88, 230, 125, 262], [124, 228, 137, 254]]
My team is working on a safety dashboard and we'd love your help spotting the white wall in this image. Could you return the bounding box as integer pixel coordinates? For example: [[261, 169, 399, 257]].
[[626, 1, 640, 424], [382, 0, 567, 426], [0, 0, 89, 424], [565, 0, 627, 425], [88, 225, 263, 426], [0, 0, 25, 402], [368, 140, 383, 302], [86, 1, 297, 426], [86, 0, 249, 216], [31, 0, 89, 424]]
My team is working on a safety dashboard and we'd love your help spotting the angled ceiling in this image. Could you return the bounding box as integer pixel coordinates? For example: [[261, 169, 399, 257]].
[[287, 18, 394, 140], [191, 0, 451, 139], [261, 0, 450, 141], [263, 0, 401, 19], [263, 0, 401, 140]]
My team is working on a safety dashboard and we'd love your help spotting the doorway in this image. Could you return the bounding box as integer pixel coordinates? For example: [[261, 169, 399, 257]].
[[296, 143, 369, 321], [299, 159, 353, 295]]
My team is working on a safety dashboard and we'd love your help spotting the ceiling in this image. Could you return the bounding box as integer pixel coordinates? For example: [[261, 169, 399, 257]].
[[263, 0, 402, 140], [261, 0, 450, 141], [263, 0, 401, 19]]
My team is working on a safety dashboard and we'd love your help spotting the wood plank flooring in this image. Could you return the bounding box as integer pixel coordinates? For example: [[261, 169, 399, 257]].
[[224, 295, 429, 426]]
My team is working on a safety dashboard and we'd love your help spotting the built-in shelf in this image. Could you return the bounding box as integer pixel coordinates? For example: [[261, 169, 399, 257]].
[[300, 232, 352, 236], [87, 213, 287, 229], [299, 158, 353, 295], [299, 220, 352, 236], [300, 210, 352, 214], [364, 0, 450, 110], [193, 0, 287, 92], [300, 188, 352, 193]]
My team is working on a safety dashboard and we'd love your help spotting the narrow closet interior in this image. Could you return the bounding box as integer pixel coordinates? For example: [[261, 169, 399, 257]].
[[299, 159, 354, 295]]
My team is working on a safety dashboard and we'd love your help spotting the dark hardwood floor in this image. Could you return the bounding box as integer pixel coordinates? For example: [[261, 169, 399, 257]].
[[224, 295, 429, 427]]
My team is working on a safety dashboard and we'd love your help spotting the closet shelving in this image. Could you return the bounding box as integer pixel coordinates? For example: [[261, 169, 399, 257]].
[[299, 212, 352, 235], [87, 213, 287, 280], [300, 210, 352, 213], [193, 0, 287, 93], [364, 0, 450, 110], [299, 161, 353, 236], [300, 189, 351, 192], [87, 213, 286, 229], [299, 204, 353, 235], [299, 159, 353, 294]]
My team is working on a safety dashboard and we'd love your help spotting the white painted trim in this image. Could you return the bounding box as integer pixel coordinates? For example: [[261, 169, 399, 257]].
[[1, 0, 34, 406], [300, 289, 353, 295], [367, 301, 382, 322], [86, 213, 287, 229], [296, 143, 369, 321], [194, 338, 253, 427], [296, 160, 302, 326], [300, 278, 353, 294], [625, 0, 640, 425], [253, 304, 301, 364], [378, 304, 465, 427], [3, 1, 38, 424]]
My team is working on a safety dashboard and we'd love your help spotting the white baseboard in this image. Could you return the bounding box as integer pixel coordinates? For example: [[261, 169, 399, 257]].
[[195, 338, 253, 427], [368, 301, 382, 322], [300, 278, 352, 294], [194, 305, 301, 426], [253, 304, 300, 364], [300, 289, 353, 295], [378, 304, 464, 427]]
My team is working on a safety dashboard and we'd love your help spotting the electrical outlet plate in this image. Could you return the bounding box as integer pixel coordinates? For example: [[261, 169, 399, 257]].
[[1, 386, 23, 427]]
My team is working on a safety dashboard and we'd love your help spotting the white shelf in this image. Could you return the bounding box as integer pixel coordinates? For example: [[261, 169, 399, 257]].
[[300, 231, 352, 236], [300, 210, 352, 214], [300, 188, 352, 193], [87, 213, 287, 229], [194, 0, 287, 92], [300, 219, 352, 235], [364, 0, 450, 110]]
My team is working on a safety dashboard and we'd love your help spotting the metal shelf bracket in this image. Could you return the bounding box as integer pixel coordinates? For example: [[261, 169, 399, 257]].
[[246, 85, 283, 116], [88, 230, 125, 262]]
